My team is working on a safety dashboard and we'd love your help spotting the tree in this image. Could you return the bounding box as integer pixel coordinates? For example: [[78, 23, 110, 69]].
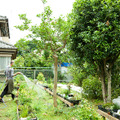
[[15, 0, 69, 107], [70, 0, 120, 103], [14, 38, 51, 67], [13, 56, 25, 67]]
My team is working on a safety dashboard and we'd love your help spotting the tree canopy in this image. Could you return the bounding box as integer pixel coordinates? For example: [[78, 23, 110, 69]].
[[14, 38, 51, 67], [71, 0, 120, 65]]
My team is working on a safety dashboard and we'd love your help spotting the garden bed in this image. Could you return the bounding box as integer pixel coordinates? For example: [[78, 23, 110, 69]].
[[40, 84, 81, 106], [0, 76, 102, 120], [98, 105, 120, 120]]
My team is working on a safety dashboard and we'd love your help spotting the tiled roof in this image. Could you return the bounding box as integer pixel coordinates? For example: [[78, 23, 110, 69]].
[[0, 40, 17, 49], [0, 16, 7, 20]]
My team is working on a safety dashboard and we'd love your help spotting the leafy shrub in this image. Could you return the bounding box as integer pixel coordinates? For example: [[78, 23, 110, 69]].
[[69, 98, 102, 120], [68, 66, 86, 86], [37, 72, 45, 82], [82, 75, 102, 99], [47, 78, 53, 84], [36, 70, 54, 81], [48, 83, 53, 90], [58, 71, 66, 80], [20, 105, 29, 118], [14, 74, 25, 82], [112, 88, 120, 99]]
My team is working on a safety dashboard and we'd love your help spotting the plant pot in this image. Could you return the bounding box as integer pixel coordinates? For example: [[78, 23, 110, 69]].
[[43, 85, 49, 89], [69, 100, 81, 105], [98, 105, 108, 112], [68, 94, 74, 97], [113, 109, 118, 112]]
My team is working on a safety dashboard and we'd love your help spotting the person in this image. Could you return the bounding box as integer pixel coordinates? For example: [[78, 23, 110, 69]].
[[0, 60, 21, 102]]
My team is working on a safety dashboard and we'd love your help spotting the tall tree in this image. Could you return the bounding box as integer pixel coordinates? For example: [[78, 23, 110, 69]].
[[15, 0, 69, 107], [70, 0, 120, 103]]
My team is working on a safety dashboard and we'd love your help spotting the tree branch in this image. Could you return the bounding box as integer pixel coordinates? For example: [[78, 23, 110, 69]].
[[55, 40, 67, 52]]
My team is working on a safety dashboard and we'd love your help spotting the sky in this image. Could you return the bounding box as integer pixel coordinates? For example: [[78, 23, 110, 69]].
[[0, 0, 75, 45]]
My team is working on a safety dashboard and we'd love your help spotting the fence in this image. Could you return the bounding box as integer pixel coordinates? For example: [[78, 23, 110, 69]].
[[0, 67, 72, 82]]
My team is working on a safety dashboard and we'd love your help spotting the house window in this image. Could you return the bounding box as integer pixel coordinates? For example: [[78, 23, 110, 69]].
[[0, 56, 11, 71], [0, 23, 8, 37]]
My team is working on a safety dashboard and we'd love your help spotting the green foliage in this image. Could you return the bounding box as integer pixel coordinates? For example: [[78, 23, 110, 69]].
[[68, 66, 86, 86], [47, 83, 53, 89], [18, 88, 32, 105], [15, 14, 31, 31], [37, 72, 45, 82], [111, 56, 120, 91], [20, 105, 29, 118], [41, 0, 47, 4], [108, 56, 120, 99], [15, 1, 70, 63], [70, 0, 120, 64], [82, 76, 102, 99], [14, 38, 51, 67], [102, 103, 113, 109], [0, 80, 102, 119], [14, 74, 25, 83], [112, 103, 120, 110], [13, 56, 25, 67], [112, 88, 120, 99], [58, 71, 66, 80], [69, 0, 120, 102], [69, 98, 102, 120], [14, 38, 37, 56]]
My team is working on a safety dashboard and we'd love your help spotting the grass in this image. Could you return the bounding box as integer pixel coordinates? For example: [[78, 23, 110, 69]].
[[0, 95, 17, 120]]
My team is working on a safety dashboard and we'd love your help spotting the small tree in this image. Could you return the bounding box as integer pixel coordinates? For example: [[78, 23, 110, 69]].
[[15, 0, 69, 107]]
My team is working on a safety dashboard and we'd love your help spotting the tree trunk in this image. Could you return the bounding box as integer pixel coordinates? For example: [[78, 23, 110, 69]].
[[99, 64, 107, 103], [53, 54, 58, 107], [101, 75, 107, 103], [107, 69, 112, 103]]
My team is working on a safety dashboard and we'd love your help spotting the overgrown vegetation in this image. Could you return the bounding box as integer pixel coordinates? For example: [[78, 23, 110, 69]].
[[0, 76, 103, 119]]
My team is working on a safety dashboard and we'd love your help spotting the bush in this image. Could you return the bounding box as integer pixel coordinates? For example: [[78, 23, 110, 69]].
[[82, 75, 102, 99], [37, 72, 45, 82], [14, 74, 25, 86], [69, 98, 102, 120], [112, 88, 120, 99], [58, 71, 66, 80], [68, 66, 86, 86]]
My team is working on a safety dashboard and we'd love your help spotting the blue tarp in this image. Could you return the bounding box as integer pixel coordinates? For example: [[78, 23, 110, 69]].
[[61, 62, 73, 67]]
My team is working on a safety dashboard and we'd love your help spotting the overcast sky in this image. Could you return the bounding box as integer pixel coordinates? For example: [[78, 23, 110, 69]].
[[0, 0, 75, 45]]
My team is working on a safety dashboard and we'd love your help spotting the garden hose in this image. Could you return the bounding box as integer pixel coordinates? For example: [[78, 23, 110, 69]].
[[0, 81, 6, 90]]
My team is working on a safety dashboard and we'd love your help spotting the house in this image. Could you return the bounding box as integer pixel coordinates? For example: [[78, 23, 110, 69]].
[[0, 16, 10, 43], [0, 40, 17, 71], [0, 15, 17, 80]]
